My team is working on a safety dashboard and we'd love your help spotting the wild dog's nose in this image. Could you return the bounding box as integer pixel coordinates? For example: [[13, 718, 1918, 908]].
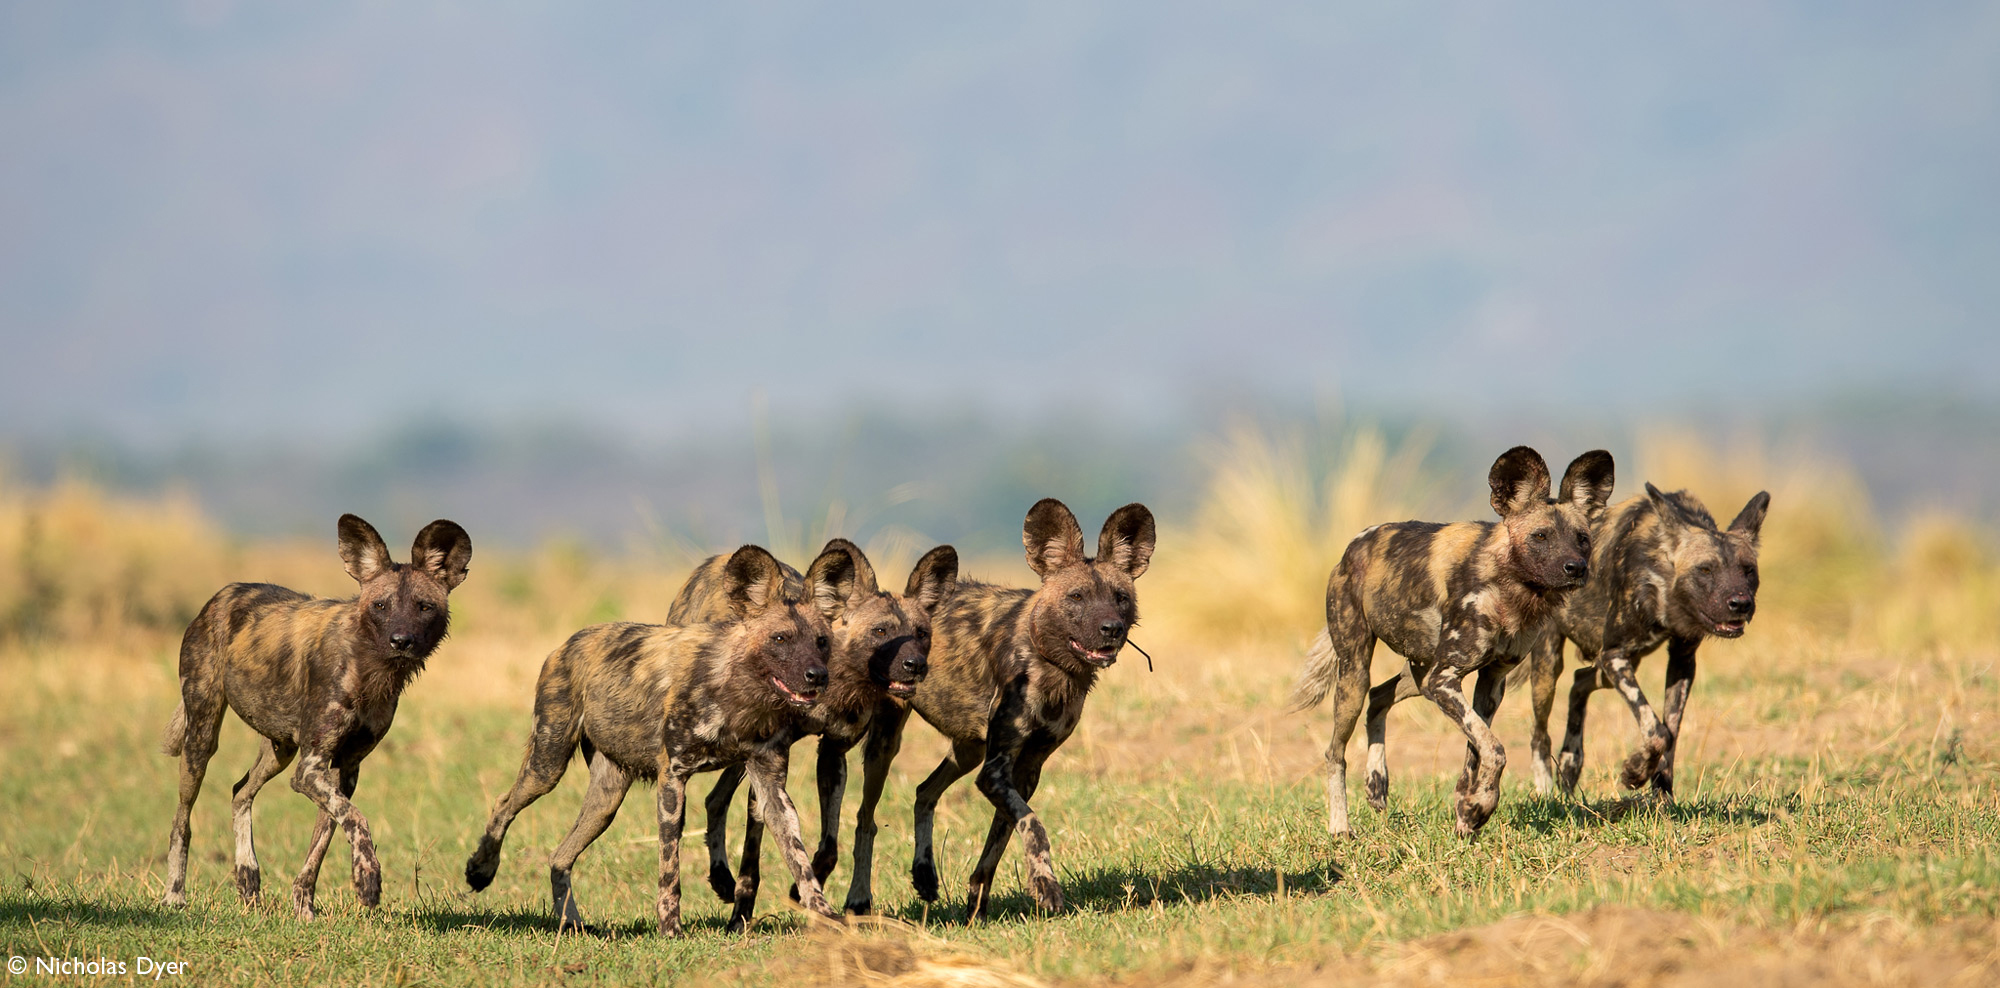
[[900, 652, 927, 676], [1100, 620, 1127, 641], [803, 666, 828, 688], [390, 633, 416, 650], [1727, 595, 1753, 615], [1562, 560, 1586, 580]]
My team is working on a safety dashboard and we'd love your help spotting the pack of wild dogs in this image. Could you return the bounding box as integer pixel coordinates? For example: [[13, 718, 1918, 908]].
[[156, 446, 1769, 934]]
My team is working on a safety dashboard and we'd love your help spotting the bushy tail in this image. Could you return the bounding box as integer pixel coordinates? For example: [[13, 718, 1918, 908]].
[[1287, 628, 1340, 712], [159, 702, 188, 757]]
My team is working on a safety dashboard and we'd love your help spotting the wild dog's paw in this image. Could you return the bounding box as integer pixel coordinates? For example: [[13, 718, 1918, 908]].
[[354, 859, 382, 908], [1453, 795, 1494, 837], [1554, 752, 1583, 794], [292, 882, 317, 921], [465, 838, 501, 892], [235, 865, 261, 903], [162, 889, 188, 910], [842, 894, 873, 916], [1619, 749, 1661, 790], [1365, 770, 1390, 811], [911, 860, 940, 902], [1030, 874, 1066, 913], [723, 905, 752, 935], [706, 861, 736, 903]]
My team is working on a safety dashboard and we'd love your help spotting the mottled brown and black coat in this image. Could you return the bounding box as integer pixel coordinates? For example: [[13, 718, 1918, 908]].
[[159, 514, 472, 919], [1291, 447, 1613, 837], [462, 544, 852, 936], [850, 499, 1155, 920], [670, 539, 957, 929], [1524, 484, 1769, 798]]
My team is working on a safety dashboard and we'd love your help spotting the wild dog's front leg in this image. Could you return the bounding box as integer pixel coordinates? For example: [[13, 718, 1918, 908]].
[[1424, 667, 1506, 837], [703, 763, 747, 902], [1598, 647, 1670, 790], [972, 748, 1058, 919], [655, 766, 689, 937], [847, 702, 908, 914], [1650, 637, 1700, 798], [744, 749, 838, 922], [804, 736, 853, 894], [910, 738, 983, 902], [1457, 663, 1509, 793], [1363, 672, 1420, 811], [288, 750, 374, 919], [1527, 634, 1564, 795], [1556, 659, 1604, 793], [228, 738, 296, 903]]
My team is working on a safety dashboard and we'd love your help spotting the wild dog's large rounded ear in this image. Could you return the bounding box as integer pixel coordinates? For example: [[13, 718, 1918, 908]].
[[1489, 447, 1552, 518], [820, 538, 878, 599], [411, 519, 473, 591], [904, 545, 959, 613], [1729, 491, 1771, 544], [1023, 498, 1085, 578], [723, 545, 789, 618], [1097, 503, 1157, 579], [1644, 483, 1689, 536], [803, 542, 860, 621], [1558, 450, 1616, 516], [338, 515, 393, 585]]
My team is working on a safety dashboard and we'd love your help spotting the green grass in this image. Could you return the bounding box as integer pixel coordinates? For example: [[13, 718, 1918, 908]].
[[1, 641, 1996, 987]]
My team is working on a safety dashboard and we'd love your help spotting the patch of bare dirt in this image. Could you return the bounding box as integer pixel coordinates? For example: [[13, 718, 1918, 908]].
[[1124, 906, 2000, 988]]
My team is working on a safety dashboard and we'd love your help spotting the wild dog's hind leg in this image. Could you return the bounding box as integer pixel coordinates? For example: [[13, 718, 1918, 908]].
[[161, 688, 226, 909], [846, 702, 908, 915], [1555, 657, 1604, 793], [967, 743, 1056, 921], [1363, 671, 1420, 811], [549, 751, 634, 932], [229, 738, 297, 903], [1650, 637, 1700, 799], [1527, 635, 1564, 795], [910, 738, 983, 902], [1320, 620, 1375, 837], [466, 706, 584, 893]]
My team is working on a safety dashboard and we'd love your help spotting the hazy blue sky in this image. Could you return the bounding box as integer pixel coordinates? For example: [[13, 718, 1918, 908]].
[[4, 3, 1997, 444]]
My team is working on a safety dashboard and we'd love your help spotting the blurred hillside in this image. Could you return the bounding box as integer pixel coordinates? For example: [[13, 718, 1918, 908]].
[[3, 392, 1994, 556]]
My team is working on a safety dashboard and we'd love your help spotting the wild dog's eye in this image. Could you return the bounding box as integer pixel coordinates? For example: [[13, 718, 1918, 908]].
[[1067, 591, 1084, 602], [816, 635, 829, 651], [1576, 533, 1590, 549], [1532, 530, 1550, 543], [373, 600, 387, 610], [1113, 592, 1130, 606], [417, 602, 433, 613], [1698, 563, 1716, 576], [771, 632, 787, 643], [872, 626, 889, 638]]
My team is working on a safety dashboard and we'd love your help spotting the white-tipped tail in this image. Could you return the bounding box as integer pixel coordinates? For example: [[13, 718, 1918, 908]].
[[1288, 627, 1340, 712], [159, 702, 187, 757]]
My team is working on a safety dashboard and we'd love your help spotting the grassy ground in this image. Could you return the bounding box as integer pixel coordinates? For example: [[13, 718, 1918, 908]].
[[3, 434, 1998, 985], [1, 618, 1994, 986]]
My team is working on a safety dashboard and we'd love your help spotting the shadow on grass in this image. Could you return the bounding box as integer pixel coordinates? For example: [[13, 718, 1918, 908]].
[[874, 858, 1346, 925], [1506, 793, 1785, 834], [0, 898, 182, 928]]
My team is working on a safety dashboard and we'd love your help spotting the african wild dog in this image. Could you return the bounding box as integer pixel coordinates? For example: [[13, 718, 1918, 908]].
[[675, 540, 958, 928], [1290, 447, 1613, 837], [463, 544, 852, 936], [848, 499, 1155, 920], [1525, 484, 1769, 798], [160, 514, 472, 919]]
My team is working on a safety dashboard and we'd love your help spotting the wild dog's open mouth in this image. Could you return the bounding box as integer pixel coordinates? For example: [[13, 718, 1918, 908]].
[[1069, 639, 1118, 668], [1713, 620, 1747, 637], [771, 676, 819, 707], [885, 680, 919, 697]]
